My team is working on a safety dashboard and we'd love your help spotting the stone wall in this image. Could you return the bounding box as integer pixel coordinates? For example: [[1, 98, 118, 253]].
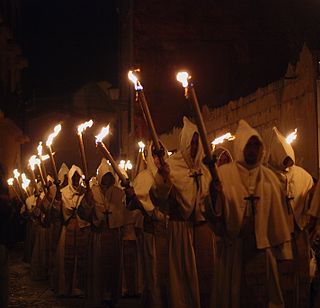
[[203, 45, 319, 177], [160, 45, 320, 177]]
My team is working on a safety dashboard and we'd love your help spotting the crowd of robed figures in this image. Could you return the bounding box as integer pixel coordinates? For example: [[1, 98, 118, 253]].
[[16, 116, 320, 308]]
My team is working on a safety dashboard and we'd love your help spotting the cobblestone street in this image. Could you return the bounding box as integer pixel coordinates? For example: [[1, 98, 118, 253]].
[[8, 244, 141, 308]]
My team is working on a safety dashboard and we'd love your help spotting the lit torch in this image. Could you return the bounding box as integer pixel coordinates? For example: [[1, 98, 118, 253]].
[[134, 141, 146, 177], [95, 125, 129, 185], [21, 173, 31, 197], [211, 132, 235, 150], [176, 71, 212, 159], [77, 119, 93, 179], [7, 177, 23, 203], [46, 124, 62, 184], [13, 169, 24, 198], [37, 142, 48, 187], [128, 70, 165, 165], [286, 128, 297, 144], [177, 71, 221, 182], [28, 155, 40, 196]]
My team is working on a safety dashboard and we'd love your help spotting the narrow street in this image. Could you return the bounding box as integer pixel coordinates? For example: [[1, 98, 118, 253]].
[[8, 243, 141, 308]]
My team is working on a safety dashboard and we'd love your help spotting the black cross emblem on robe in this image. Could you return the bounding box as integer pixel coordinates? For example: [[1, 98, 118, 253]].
[[189, 172, 203, 190], [285, 195, 294, 215], [244, 194, 260, 215]]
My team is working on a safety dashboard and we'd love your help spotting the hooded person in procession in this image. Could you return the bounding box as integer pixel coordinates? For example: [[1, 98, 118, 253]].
[[85, 158, 126, 307], [153, 116, 212, 308], [53, 164, 91, 297], [268, 126, 318, 307], [205, 119, 292, 308], [126, 141, 169, 308]]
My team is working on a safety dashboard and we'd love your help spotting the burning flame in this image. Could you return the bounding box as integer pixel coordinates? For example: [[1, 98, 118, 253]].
[[7, 178, 14, 186], [119, 160, 133, 171], [138, 141, 145, 152], [77, 119, 93, 134], [95, 125, 110, 144], [29, 155, 41, 171], [46, 124, 62, 147], [168, 151, 173, 156], [176, 72, 190, 88], [37, 142, 43, 156], [128, 70, 143, 90], [211, 132, 235, 146], [21, 173, 30, 191], [13, 169, 20, 179], [286, 128, 297, 144]]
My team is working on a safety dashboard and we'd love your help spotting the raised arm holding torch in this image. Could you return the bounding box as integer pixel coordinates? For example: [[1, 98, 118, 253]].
[[128, 70, 165, 166], [77, 120, 93, 181], [46, 124, 62, 185]]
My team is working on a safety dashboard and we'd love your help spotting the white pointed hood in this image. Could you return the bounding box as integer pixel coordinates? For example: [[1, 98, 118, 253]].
[[167, 116, 211, 220], [96, 158, 115, 185], [58, 163, 69, 184], [234, 119, 264, 166], [268, 127, 295, 170]]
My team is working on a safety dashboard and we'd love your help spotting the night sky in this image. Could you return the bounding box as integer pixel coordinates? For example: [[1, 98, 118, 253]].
[[17, 0, 320, 132], [20, 0, 119, 101]]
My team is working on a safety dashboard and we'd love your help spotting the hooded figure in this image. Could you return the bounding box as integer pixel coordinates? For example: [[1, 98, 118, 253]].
[[86, 158, 126, 306], [154, 117, 212, 308], [53, 164, 90, 297], [58, 163, 69, 188], [268, 127, 315, 307], [212, 146, 233, 167], [206, 119, 292, 308], [129, 142, 169, 308]]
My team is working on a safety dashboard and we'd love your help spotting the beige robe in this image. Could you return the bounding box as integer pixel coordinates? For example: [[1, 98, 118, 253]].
[[53, 165, 90, 296], [206, 119, 292, 308], [133, 143, 169, 308], [269, 126, 315, 307], [154, 117, 212, 308]]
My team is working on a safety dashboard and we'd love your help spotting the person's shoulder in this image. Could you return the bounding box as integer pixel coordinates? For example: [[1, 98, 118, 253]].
[[261, 165, 281, 183]]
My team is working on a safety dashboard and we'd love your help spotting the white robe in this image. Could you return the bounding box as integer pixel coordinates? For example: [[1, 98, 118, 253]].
[[207, 119, 292, 308]]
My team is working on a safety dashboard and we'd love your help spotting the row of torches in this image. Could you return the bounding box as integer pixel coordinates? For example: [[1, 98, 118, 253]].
[[7, 71, 298, 201]]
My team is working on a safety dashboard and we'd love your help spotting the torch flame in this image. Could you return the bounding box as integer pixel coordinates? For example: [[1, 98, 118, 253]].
[[168, 151, 173, 156], [176, 72, 190, 88], [46, 124, 62, 147], [211, 132, 235, 145], [138, 141, 145, 152], [21, 173, 30, 190], [128, 70, 143, 90], [77, 119, 93, 134], [119, 160, 133, 171], [29, 155, 41, 171], [13, 169, 20, 179], [95, 125, 110, 144], [7, 178, 14, 186], [37, 142, 43, 156], [286, 128, 297, 144]]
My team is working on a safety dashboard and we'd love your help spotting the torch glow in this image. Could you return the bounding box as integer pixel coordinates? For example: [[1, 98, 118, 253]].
[[13, 169, 20, 179], [138, 141, 145, 152], [286, 128, 297, 144], [128, 70, 143, 90], [176, 72, 190, 88], [29, 155, 40, 171], [212, 132, 235, 145], [168, 151, 173, 156], [77, 119, 93, 135], [37, 142, 44, 158], [7, 178, 14, 186], [21, 173, 30, 191], [119, 160, 133, 171], [95, 125, 110, 144], [46, 124, 62, 147]]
